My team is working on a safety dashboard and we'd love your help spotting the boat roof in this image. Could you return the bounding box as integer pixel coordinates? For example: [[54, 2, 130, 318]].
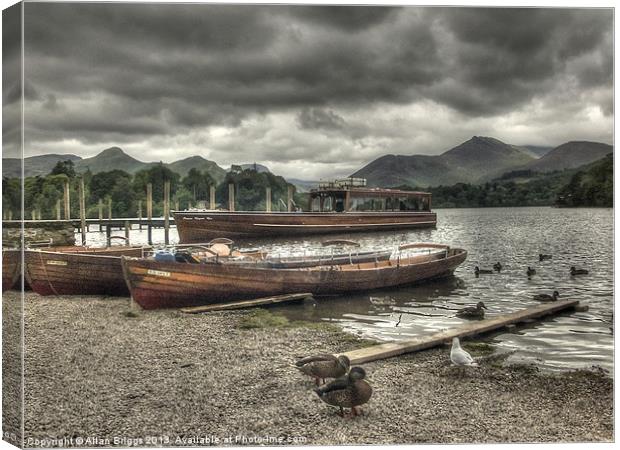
[[310, 187, 431, 197]]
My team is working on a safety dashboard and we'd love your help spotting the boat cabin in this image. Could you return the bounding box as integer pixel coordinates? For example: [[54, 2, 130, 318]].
[[308, 178, 432, 213]]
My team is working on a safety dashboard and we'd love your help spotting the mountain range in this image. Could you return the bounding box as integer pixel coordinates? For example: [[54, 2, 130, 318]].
[[2, 137, 612, 190], [351, 137, 613, 187]]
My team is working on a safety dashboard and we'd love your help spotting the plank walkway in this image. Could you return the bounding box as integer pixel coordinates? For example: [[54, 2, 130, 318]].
[[343, 299, 580, 364], [180, 292, 314, 314]]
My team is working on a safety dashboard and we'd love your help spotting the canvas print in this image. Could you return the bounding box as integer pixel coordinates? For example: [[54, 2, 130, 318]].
[[1, 1, 614, 447]]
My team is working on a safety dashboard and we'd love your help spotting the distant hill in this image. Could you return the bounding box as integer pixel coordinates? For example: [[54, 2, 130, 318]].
[[3, 154, 82, 178], [519, 145, 554, 159], [74, 147, 151, 174], [522, 141, 613, 173], [168, 156, 227, 183], [556, 153, 613, 207], [352, 136, 535, 187], [238, 163, 271, 173]]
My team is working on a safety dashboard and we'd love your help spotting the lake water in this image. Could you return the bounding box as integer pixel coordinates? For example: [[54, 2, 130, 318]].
[[80, 207, 614, 373]]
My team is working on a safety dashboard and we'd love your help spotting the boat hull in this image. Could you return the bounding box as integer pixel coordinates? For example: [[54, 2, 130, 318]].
[[173, 211, 437, 243], [24, 247, 148, 296], [2, 249, 21, 292], [122, 248, 467, 309]]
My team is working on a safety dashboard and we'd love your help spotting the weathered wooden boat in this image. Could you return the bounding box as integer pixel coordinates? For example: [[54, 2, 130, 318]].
[[2, 249, 21, 292], [122, 243, 467, 309], [24, 246, 149, 296], [174, 178, 436, 243]]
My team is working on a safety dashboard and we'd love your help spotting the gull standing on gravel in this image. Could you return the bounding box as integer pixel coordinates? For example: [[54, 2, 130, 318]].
[[450, 337, 478, 375]]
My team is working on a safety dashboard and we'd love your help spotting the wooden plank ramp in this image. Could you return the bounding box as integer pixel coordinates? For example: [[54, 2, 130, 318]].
[[343, 299, 580, 365], [181, 292, 314, 314]]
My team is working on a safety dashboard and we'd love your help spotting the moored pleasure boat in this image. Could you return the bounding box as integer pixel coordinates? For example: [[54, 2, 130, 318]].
[[174, 179, 436, 243], [121, 243, 467, 309]]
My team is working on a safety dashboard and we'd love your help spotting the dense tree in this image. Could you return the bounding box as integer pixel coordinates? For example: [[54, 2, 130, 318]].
[[49, 160, 76, 178], [182, 168, 215, 201], [89, 170, 132, 203], [132, 163, 180, 202], [216, 168, 294, 211]]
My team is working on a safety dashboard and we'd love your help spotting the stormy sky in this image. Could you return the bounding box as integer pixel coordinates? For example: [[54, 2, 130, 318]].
[[4, 2, 614, 180]]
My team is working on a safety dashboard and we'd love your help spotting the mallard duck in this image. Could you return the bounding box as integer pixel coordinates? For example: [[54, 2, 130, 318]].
[[456, 301, 487, 319], [570, 266, 589, 276], [314, 366, 372, 417], [526, 267, 536, 277], [492, 262, 502, 272], [295, 354, 350, 385], [533, 291, 559, 302], [539, 253, 552, 261], [474, 266, 493, 276]]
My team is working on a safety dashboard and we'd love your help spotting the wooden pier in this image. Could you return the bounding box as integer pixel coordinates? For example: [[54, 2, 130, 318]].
[[343, 299, 581, 364]]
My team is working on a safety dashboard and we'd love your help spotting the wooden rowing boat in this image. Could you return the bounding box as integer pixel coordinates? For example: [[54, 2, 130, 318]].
[[24, 246, 149, 296], [2, 249, 21, 292], [122, 244, 467, 309]]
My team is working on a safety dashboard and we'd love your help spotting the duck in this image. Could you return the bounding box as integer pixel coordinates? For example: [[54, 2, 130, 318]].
[[456, 301, 487, 319], [492, 262, 502, 272], [539, 253, 552, 261], [570, 266, 589, 276], [474, 266, 493, 277], [533, 291, 560, 302], [450, 337, 478, 375], [526, 267, 536, 277], [295, 354, 350, 385], [314, 366, 372, 417]]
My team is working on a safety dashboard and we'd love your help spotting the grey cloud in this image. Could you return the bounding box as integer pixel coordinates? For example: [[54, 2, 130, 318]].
[[297, 108, 347, 131]]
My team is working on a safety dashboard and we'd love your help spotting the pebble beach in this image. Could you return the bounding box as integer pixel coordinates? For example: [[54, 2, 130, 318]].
[[2, 291, 614, 446]]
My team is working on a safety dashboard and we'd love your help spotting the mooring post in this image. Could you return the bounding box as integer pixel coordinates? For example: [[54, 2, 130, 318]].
[[31, 210, 36, 220], [98, 199, 103, 230], [124, 220, 130, 245], [138, 200, 142, 230], [63, 178, 70, 219], [209, 185, 215, 210], [78, 178, 87, 245], [266, 187, 272, 212], [146, 183, 153, 246], [107, 198, 112, 221], [55, 200, 61, 220], [106, 223, 111, 247], [287, 185, 294, 212], [174, 200, 179, 211], [228, 183, 235, 212], [8, 210, 12, 221], [164, 180, 170, 245]]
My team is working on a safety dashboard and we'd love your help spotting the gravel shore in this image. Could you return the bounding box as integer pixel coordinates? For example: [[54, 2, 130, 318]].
[[4, 292, 614, 446]]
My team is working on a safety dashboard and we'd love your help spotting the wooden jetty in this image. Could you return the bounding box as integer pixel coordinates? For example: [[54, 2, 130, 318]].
[[180, 292, 314, 314], [343, 299, 581, 364]]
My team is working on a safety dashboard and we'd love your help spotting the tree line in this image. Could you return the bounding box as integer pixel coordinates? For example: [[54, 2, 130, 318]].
[[2, 160, 299, 220]]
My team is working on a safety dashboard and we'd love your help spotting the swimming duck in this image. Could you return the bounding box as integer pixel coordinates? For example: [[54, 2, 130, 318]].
[[539, 253, 552, 261], [570, 266, 589, 276], [314, 366, 372, 417], [526, 267, 536, 277], [456, 301, 487, 319], [474, 266, 493, 277], [492, 262, 502, 272], [295, 354, 350, 385], [533, 291, 559, 302]]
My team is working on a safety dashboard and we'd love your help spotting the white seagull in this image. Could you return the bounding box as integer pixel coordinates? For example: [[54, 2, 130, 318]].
[[450, 337, 478, 374]]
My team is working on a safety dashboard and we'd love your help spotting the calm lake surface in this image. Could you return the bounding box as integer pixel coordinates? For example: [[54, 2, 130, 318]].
[[82, 207, 614, 373]]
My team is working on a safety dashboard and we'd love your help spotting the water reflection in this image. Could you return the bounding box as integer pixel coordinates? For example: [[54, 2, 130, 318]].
[[79, 207, 613, 373]]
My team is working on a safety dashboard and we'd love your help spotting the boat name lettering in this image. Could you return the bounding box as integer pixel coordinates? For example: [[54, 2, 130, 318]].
[[46, 260, 68, 266], [147, 269, 171, 277]]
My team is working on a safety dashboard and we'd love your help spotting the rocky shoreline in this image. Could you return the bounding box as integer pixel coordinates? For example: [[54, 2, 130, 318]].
[[2, 292, 613, 446]]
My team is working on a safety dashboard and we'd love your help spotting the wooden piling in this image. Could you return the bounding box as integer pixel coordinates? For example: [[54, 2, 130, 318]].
[[266, 187, 272, 212], [138, 200, 142, 230], [107, 198, 112, 220], [56, 200, 61, 220], [78, 178, 87, 245], [228, 183, 235, 212], [287, 185, 294, 212], [342, 299, 581, 364], [98, 199, 103, 230], [63, 179, 70, 219], [209, 185, 216, 210], [146, 183, 153, 245], [164, 180, 170, 245], [174, 200, 179, 211], [31, 210, 36, 220], [124, 220, 130, 245], [8, 210, 12, 221]]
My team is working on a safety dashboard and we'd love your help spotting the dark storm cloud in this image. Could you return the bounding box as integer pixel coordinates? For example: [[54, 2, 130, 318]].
[[12, 2, 613, 164]]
